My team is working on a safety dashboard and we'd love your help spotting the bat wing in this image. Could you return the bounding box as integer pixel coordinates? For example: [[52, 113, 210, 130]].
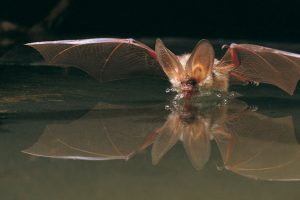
[[25, 38, 164, 81], [216, 43, 300, 95], [215, 110, 300, 181], [23, 103, 165, 161]]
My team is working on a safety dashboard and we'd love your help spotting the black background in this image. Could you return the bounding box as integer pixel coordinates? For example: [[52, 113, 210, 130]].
[[1, 0, 300, 42]]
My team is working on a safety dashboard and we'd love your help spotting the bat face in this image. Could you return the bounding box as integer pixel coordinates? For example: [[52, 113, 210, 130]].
[[155, 39, 216, 98]]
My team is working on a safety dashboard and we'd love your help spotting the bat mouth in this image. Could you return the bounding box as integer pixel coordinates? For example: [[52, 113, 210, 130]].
[[180, 79, 199, 99], [180, 114, 196, 124]]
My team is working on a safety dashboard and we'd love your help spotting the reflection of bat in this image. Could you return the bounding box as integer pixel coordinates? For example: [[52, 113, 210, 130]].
[[151, 106, 212, 170], [23, 99, 300, 181], [151, 100, 247, 170], [23, 38, 300, 96]]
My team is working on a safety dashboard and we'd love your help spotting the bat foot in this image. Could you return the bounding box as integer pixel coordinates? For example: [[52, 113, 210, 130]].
[[221, 44, 229, 50]]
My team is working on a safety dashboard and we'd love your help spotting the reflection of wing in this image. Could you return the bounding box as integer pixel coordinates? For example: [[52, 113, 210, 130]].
[[217, 44, 300, 95], [26, 38, 164, 81], [23, 103, 165, 160], [215, 110, 300, 181], [183, 120, 210, 170]]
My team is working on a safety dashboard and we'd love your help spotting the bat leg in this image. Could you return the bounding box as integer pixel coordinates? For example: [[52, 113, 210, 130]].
[[229, 48, 239, 67], [230, 72, 251, 84]]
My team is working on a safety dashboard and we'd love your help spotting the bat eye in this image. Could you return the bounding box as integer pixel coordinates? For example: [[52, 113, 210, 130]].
[[187, 79, 197, 86]]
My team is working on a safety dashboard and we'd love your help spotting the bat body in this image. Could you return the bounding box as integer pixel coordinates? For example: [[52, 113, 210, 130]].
[[22, 38, 300, 97]]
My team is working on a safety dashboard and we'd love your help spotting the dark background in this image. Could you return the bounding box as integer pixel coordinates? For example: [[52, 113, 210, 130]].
[[0, 0, 300, 43]]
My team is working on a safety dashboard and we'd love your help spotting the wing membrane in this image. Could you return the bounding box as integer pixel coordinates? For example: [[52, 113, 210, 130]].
[[23, 103, 165, 160], [217, 43, 300, 95], [215, 110, 300, 181], [26, 38, 164, 81]]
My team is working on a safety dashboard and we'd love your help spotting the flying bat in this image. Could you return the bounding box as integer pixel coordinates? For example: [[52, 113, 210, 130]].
[[20, 38, 300, 97]]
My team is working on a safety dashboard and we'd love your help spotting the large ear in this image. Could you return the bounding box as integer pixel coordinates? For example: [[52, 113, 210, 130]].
[[151, 114, 182, 165], [186, 39, 215, 82], [155, 39, 184, 81], [183, 121, 211, 170]]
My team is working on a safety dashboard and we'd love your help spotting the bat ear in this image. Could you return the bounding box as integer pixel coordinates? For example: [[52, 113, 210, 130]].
[[151, 114, 181, 165], [186, 39, 215, 82], [155, 38, 184, 82], [183, 122, 211, 170]]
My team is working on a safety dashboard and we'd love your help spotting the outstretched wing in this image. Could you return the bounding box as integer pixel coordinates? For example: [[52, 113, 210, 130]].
[[216, 43, 300, 95], [215, 110, 300, 181], [25, 38, 164, 81], [23, 103, 166, 161]]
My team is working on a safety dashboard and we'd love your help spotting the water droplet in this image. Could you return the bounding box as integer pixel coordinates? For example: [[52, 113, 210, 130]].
[[216, 93, 222, 98]]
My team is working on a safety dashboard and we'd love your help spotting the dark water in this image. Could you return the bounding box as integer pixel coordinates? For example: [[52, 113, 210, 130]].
[[1, 42, 300, 199]]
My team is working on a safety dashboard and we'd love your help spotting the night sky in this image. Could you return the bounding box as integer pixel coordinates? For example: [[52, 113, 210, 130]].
[[1, 0, 300, 42]]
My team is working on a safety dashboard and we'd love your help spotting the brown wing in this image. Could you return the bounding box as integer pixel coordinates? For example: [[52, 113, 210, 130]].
[[26, 38, 164, 81], [214, 109, 300, 181], [217, 43, 300, 95], [23, 103, 165, 161]]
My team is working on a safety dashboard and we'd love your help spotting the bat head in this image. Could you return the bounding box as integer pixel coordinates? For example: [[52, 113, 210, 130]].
[[155, 39, 215, 98]]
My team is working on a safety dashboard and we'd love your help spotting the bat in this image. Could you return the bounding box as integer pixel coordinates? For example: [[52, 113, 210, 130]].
[[19, 38, 300, 97], [22, 98, 300, 181]]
